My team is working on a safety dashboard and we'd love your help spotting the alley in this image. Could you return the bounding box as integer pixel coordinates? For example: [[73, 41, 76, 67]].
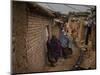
[[44, 37, 81, 71], [12, 1, 96, 74]]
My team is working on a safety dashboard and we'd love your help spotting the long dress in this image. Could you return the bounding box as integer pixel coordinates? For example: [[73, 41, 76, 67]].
[[47, 38, 62, 63]]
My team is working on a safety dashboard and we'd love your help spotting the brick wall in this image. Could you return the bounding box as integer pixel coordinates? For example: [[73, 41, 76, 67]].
[[26, 10, 52, 72], [12, 1, 53, 73], [67, 17, 85, 42]]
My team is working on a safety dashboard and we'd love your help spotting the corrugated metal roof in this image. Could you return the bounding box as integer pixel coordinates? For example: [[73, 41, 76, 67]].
[[38, 2, 95, 14]]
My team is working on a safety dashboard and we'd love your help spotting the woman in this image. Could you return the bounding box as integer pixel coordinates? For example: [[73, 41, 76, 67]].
[[47, 35, 62, 66]]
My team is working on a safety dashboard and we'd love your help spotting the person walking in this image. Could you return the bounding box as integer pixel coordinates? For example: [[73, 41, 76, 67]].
[[47, 35, 62, 67], [59, 29, 72, 59]]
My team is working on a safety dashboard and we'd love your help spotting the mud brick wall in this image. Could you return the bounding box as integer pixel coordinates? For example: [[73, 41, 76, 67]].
[[67, 17, 80, 40], [12, 1, 53, 73], [26, 5, 53, 72], [67, 17, 86, 42], [26, 11, 52, 72], [12, 2, 28, 73]]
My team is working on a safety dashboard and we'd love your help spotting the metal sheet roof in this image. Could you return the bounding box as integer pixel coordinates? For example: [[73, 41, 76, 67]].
[[38, 2, 95, 14]]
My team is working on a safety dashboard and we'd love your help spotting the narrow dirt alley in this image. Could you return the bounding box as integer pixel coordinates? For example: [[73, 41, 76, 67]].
[[44, 38, 81, 72]]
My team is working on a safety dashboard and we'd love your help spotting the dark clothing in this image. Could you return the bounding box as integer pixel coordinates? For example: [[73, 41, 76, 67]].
[[50, 38, 62, 60], [62, 47, 72, 58], [85, 19, 93, 45], [47, 38, 62, 65], [47, 40, 55, 64], [85, 26, 91, 45]]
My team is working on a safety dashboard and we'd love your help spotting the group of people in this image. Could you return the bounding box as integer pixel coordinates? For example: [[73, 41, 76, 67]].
[[46, 30, 72, 67]]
